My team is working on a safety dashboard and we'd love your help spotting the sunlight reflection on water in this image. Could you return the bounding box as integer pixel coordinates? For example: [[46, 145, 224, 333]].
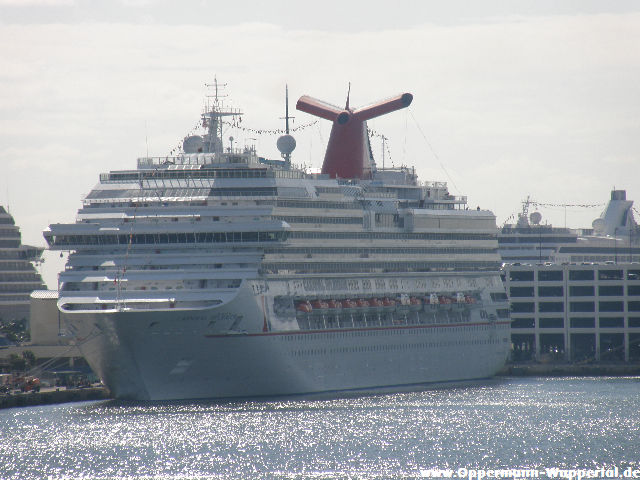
[[1, 377, 639, 479]]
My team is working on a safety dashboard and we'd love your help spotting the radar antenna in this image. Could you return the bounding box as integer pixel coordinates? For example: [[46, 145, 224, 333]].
[[277, 84, 296, 167], [199, 76, 242, 154]]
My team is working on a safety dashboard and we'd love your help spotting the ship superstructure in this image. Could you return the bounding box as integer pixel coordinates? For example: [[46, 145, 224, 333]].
[[44, 85, 510, 400]]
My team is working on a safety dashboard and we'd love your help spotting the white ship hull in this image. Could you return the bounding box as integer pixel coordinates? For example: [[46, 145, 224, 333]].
[[65, 273, 511, 400]]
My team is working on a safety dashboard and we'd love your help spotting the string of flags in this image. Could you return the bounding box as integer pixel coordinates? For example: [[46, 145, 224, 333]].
[[166, 119, 319, 155], [367, 127, 393, 166], [530, 201, 605, 208], [367, 127, 386, 139], [233, 120, 318, 135]]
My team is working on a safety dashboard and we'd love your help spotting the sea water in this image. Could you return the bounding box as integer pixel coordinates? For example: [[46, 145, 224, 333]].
[[1, 377, 639, 479]]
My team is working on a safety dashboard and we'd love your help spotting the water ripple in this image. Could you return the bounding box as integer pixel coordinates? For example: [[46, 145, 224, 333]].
[[1, 377, 639, 479]]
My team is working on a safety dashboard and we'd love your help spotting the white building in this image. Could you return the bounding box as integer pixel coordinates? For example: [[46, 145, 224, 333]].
[[500, 190, 640, 363]]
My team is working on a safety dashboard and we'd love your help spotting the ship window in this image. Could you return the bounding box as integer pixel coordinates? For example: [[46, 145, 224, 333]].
[[490, 292, 508, 301]]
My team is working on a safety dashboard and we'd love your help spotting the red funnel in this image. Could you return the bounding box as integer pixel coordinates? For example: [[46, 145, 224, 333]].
[[296, 92, 413, 179]]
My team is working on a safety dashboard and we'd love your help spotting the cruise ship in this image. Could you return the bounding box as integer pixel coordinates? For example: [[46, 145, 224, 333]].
[[44, 85, 511, 400]]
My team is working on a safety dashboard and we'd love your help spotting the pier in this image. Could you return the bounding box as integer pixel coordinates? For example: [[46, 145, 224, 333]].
[[0, 386, 109, 409]]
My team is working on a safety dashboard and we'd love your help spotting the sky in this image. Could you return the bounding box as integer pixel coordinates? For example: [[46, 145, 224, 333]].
[[1, 0, 639, 288]]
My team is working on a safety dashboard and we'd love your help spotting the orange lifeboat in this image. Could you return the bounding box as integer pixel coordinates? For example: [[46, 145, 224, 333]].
[[438, 295, 453, 309], [341, 299, 357, 310], [327, 299, 342, 310], [409, 296, 422, 311], [465, 295, 476, 304], [311, 299, 329, 310], [369, 298, 383, 310], [356, 298, 370, 308], [382, 297, 396, 311], [296, 301, 313, 313]]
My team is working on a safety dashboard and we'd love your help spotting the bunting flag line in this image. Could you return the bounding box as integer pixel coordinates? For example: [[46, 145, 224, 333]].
[[530, 202, 605, 208], [166, 120, 318, 155], [367, 127, 393, 166]]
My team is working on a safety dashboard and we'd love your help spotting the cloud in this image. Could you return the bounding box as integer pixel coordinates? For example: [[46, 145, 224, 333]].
[[0, 0, 73, 5]]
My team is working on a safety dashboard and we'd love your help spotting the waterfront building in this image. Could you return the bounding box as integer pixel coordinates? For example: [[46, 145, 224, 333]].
[[0, 207, 46, 324], [500, 190, 640, 362]]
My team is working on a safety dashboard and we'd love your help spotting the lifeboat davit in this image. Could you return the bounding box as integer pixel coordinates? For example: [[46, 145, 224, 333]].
[[424, 293, 439, 309], [396, 294, 411, 313], [455, 292, 466, 309]]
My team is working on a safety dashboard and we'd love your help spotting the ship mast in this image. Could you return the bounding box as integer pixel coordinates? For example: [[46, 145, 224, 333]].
[[203, 77, 242, 154], [276, 84, 296, 167]]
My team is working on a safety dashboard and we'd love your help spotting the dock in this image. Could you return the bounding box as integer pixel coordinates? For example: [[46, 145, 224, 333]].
[[498, 363, 640, 377], [0, 387, 109, 410]]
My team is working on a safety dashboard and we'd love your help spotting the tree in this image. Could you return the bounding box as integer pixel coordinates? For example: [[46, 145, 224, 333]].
[[22, 350, 36, 370], [8, 353, 26, 373], [0, 319, 30, 344]]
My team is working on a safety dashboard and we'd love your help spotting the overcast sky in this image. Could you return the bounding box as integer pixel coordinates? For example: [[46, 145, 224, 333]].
[[1, 0, 639, 287]]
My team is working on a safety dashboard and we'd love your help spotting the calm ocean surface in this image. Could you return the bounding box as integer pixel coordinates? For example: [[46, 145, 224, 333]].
[[1, 377, 639, 480]]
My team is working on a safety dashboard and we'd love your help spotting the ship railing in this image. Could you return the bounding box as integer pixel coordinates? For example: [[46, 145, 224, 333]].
[[137, 150, 258, 169], [137, 155, 215, 168], [423, 181, 448, 189]]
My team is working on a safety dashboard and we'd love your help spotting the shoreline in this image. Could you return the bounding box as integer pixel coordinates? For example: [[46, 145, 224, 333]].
[[498, 363, 640, 377], [0, 387, 109, 410]]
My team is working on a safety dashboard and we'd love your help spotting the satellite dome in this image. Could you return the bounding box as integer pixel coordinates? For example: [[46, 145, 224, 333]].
[[183, 135, 204, 154], [592, 218, 605, 233], [529, 211, 542, 225], [277, 134, 296, 155]]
